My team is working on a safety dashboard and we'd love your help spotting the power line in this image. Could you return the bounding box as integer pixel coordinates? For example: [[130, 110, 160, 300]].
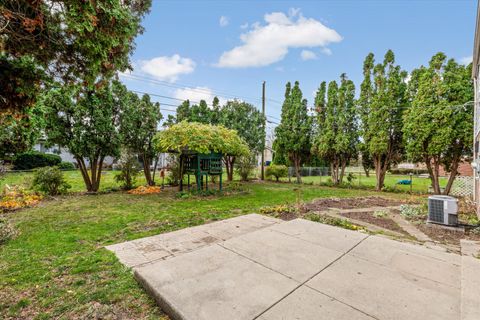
[[122, 73, 265, 104]]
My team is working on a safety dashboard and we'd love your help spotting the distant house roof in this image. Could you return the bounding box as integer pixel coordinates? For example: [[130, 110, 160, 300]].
[[473, 0, 480, 78]]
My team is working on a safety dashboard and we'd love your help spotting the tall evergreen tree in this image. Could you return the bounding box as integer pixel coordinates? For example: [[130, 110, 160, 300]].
[[358, 53, 375, 177], [274, 81, 311, 183], [312, 75, 357, 184], [404, 53, 473, 194], [361, 50, 408, 191]]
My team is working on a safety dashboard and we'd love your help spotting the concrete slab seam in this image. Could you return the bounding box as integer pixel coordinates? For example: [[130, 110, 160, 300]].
[[251, 234, 371, 320]]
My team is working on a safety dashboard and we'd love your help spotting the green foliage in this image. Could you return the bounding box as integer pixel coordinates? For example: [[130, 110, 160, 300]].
[[265, 164, 288, 182], [0, 104, 45, 159], [42, 81, 125, 192], [235, 153, 256, 181], [274, 81, 311, 182], [13, 151, 61, 170], [403, 53, 473, 194], [119, 91, 162, 185], [0, 218, 18, 245], [154, 121, 249, 156], [399, 204, 424, 218], [114, 151, 141, 190], [305, 213, 363, 231], [360, 50, 408, 190], [32, 166, 71, 195], [58, 162, 75, 170], [312, 74, 358, 184], [1, 0, 151, 94]]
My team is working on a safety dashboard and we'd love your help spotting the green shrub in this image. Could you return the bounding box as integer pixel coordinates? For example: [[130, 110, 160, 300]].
[[265, 164, 288, 182], [58, 162, 75, 170], [389, 168, 429, 175], [114, 151, 141, 190], [0, 218, 18, 244], [13, 151, 61, 170], [235, 154, 256, 181], [32, 166, 71, 195]]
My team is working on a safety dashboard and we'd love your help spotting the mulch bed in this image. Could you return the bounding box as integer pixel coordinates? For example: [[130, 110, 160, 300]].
[[338, 210, 408, 235], [302, 196, 405, 212], [416, 223, 480, 245]]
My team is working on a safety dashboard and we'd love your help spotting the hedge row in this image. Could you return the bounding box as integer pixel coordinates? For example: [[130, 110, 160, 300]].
[[13, 151, 62, 170]]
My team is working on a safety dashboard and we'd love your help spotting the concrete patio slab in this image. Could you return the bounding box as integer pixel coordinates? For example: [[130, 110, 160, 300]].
[[107, 216, 479, 320], [268, 218, 368, 253], [222, 228, 344, 282], [258, 286, 374, 320], [134, 244, 298, 320], [461, 240, 480, 320], [350, 235, 461, 288], [106, 214, 280, 267], [306, 254, 459, 320]]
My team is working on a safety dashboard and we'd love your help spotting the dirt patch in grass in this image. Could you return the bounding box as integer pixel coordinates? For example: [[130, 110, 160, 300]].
[[416, 223, 480, 246], [303, 196, 405, 212], [338, 210, 407, 234]]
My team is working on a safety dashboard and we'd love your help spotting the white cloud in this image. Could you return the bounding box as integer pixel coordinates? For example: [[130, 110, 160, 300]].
[[300, 49, 317, 61], [216, 9, 342, 68], [220, 16, 229, 27], [321, 47, 332, 56], [459, 55, 472, 65], [240, 23, 249, 29], [174, 87, 226, 106], [138, 54, 195, 82]]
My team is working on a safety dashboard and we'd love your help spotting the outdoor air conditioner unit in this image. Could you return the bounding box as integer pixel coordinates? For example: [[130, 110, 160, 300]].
[[427, 195, 458, 226]]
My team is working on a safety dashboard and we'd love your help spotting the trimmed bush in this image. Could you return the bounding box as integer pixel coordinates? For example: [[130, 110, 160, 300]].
[[389, 168, 429, 175], [58, 162, 75, 170], [13, 151, 61, 170], [265, 164, 288, 182], [32, 166, 71, 195]]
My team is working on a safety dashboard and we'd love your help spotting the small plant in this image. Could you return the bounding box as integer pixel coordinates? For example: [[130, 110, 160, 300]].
[[235, 153, 256, 182], [31, 166, 71, 195], [373, 210, 389, 218], [305, 213, 363, 231], [346, 172, 357, 184], [265, 164, 288, 182], [399, 204, 424, 218], [260, 204, 297, 216], [115, 151, 141, 190], [0, 218, 18, 244]]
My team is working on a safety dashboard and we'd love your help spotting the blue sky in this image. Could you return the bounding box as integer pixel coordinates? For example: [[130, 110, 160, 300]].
[[120, 0, 477, 126]]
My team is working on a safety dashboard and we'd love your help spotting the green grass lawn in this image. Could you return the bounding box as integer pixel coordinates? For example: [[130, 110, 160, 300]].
[[0, 174, 420, 319], [282, 173, 445, 194]]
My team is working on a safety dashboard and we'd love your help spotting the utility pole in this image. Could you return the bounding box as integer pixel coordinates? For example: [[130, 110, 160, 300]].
[[261, 81, 265, 180]]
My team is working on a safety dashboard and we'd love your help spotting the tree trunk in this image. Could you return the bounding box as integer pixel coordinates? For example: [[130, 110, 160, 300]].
[[373, 155, 385, 191], [364, 167, 370, 177], [75, 155, 104, 193], [339, 158, 347, 184], [76, 157, 93, 192], [179, 155, 184, 191], [425, 156, 442, 194], [293, 155, 302, 183], [443, 156, 460, 195], [224, 156, 236, 181], [142, 153, 154, 186]]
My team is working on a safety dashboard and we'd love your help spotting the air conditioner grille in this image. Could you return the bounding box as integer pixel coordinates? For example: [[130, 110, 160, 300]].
[[428, 199, 444, 223]]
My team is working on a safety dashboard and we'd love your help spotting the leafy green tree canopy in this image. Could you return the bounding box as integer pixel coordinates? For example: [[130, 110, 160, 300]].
[[154, 121, 249, 157]]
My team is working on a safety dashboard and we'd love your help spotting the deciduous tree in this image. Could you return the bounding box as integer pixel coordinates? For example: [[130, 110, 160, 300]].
[[120, 92, 162, 186], [41, 81, 125, 192], [404, 53, 473, 194]]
